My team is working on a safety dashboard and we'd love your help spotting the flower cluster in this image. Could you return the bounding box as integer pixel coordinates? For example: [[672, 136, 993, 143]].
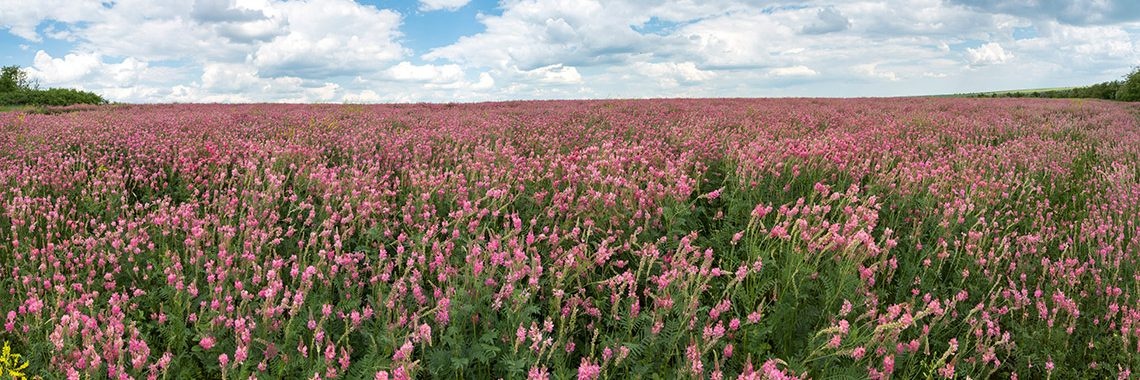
[[0, 98, 1137, 378]]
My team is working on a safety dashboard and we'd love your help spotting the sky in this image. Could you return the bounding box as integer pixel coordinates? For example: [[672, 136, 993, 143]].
[[1, 0, 1138, 103]]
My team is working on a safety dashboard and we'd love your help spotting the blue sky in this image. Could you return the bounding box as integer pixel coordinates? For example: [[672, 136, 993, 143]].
[[1, 0, 1138, 103]]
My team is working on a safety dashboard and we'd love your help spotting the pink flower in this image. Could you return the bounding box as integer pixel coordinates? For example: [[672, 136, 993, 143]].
[[577, 358, 601, 380], [704, 188, 723, 200], [828, 334, 842, 348], [199, 336, 216, 350], [852, 347, 866, 360], [752, 204, 772, 219], [938, 363, 955, 379], [528, 366, 550, 380], [686, 343, 703, 375], [435, 297, 451, 324], [393, 340, 414, 362]]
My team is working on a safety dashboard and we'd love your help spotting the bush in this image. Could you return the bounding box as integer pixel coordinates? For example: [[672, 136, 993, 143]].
[[0, 65, 107, 106], [0, 88, 107, 106], [0, 65, 30, 93], [1116, 67, 1140, 102]]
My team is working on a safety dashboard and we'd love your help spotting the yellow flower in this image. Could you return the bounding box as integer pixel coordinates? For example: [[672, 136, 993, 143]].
[[0, 341, 29, 380]]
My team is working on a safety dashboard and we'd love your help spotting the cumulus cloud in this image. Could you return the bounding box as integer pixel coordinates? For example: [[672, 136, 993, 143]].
[[26, 50, 176, 99], [522, 64, 582, 84], [251, 0, 405, 78], [1, 0, 1138, 102], [769, 66, 819, 77], [385, 61, 465, 83], [424, 0, 653, 70], [948, 0, 1140, 25], [627, 61, 715, 87], [426, 72, 495, 90], [0, 0, 105, 41], [419, 0, 471, 12], [854, 63, 899, 81], [802, 7, 851, 34], [191, 0, 267, 23], [966, 42, 1013, 65], [29, 50, 103, 83]]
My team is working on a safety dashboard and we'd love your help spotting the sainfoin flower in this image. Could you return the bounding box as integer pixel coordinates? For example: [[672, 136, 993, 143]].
[[0, 99, 1136, 378]]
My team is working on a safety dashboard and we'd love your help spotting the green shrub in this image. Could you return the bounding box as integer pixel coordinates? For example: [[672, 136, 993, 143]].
[[1116, 67, 1140, 102], [0, 65, 30, 93], [0, 88, 107, 106], [0, 65, 107, 106]]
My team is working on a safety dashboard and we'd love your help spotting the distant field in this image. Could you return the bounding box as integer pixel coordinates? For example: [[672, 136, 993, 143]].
[[936, 86, 1079, 97], [0, 104, 36, 112], [1, 99, 1139, 379]]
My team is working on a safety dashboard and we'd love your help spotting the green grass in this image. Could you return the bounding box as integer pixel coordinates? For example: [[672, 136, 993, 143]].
[[0, 104, 37, 112], [935, 86, 1079, 98]]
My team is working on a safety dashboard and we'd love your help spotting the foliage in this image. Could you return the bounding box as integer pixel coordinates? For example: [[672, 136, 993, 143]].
[[0, 65, 106, 107], [0, 99, 1138, 379], [1116, 67, 1140, 102], [0, 88, 107, 106], [0, 66, 30, 93], [973, 66, 1140, 101]]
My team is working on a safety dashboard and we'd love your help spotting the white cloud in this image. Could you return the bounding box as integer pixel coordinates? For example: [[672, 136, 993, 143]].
[[854, 63, 899, 81], [200, 62, 262, 92], [425, 72, 495, 90], [306, 83, 340, 102], [522, 64, 582, 84], [29, 50, 103, 83], [2, 0, 1138, 102], [630, 61, 715, 87], [419, 0, 471, 12], [471, 72, 495, 90], [344, 90, 382, 103], [385, 61, 465, 83], [768, 66, 819, 77], [27, 50, 176, 98], [424, 0, 671, 70], [251, 0, 405, 77], [966, 42, 1013, 65], [0, 0, 105, 41], [192, 0, 267, 23], [802, 6, 851, 34]]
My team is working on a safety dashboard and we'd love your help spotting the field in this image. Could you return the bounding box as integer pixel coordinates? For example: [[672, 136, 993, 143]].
[[1, 98, 1139, 379], [943, 87, 1079, 97]]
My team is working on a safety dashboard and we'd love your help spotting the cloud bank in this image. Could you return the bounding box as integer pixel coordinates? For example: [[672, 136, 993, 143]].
[[0, 0, 1137, 102]]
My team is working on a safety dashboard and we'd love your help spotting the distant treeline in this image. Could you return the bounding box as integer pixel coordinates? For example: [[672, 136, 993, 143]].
[[970, 67, 1140, 101], [1, 65, 107, 107]]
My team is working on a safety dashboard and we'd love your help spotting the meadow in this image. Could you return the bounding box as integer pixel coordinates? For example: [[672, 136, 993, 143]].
[[1, 98, 1138, 379]]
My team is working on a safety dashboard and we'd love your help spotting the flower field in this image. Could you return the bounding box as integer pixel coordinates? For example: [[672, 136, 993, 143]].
[[1, 98, 1139, 379]]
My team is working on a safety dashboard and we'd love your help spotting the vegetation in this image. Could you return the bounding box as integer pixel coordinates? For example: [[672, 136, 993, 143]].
[[957, 66, 1140, 101], [0, 65, 107, 107], [1116, 67, 1140, 101], [0, 66, 30, 93], [1, 99, 1139, 379]]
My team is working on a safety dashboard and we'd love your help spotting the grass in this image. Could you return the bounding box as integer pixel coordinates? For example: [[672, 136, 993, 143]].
[[935, 86, 1079, 98], [0, 104, 37, 112]]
